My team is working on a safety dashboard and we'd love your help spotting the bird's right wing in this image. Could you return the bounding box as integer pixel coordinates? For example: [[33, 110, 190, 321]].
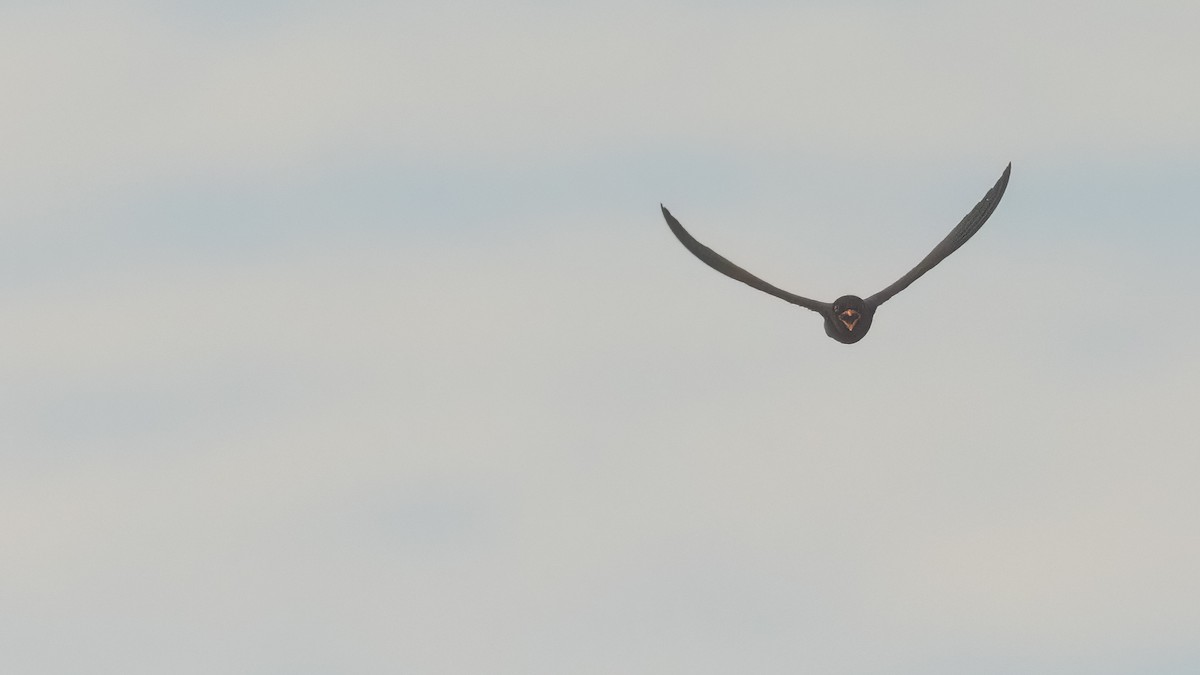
[[866, 163, 1011, 309], [661, 205, 830, 314]]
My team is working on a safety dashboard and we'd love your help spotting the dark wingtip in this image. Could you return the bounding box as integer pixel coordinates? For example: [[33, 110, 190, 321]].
[[998, 163, 1012, 193]]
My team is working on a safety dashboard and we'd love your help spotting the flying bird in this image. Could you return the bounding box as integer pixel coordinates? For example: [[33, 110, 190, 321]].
[[661, 163, 1011, 344]]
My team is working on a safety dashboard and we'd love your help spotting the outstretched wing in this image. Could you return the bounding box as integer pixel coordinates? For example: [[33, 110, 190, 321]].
[[866, 163, 1011, 309], [660, 205, 829, 314]]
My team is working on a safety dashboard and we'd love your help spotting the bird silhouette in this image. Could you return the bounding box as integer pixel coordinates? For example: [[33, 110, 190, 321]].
[[661, 163, 1011, 344]]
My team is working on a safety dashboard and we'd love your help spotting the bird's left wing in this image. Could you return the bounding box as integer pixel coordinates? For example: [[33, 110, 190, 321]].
[[867, 163, 1011, 309], [661, 205, 829, 314]]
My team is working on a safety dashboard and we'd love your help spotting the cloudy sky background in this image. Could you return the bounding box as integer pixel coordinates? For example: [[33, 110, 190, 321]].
[[3, 1, 1199, 673]]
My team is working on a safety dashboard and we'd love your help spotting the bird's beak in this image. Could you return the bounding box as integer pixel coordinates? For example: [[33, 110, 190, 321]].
[[838, 309, 861, 331]]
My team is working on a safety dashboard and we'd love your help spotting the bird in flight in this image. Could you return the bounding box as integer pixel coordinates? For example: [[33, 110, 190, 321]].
[[660, 163, 1011, 344]]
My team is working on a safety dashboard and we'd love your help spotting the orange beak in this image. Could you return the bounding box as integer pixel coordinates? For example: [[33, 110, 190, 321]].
[[838, 309, 861, 331]]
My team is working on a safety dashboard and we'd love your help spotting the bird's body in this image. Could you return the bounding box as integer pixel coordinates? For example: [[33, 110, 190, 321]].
[[660, 163, 1011, 344]]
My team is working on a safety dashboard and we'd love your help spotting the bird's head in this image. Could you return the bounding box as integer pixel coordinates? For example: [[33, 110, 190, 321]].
[[825, 295, 874, 344]]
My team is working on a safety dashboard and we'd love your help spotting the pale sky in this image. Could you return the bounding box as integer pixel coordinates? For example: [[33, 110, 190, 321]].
[[3, 1, 1199, 673]]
